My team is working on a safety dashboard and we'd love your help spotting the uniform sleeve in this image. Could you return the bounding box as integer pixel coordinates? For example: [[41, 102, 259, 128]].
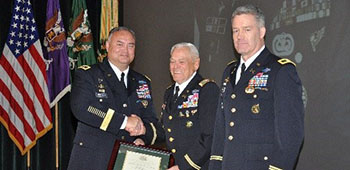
[[270, 64, 304, 170], [208, 88, 225, 170], [178, 82, 220, 170], [143, 120, 166, 145], [70, 68, 125, 135], [208, 68, 231, 170]]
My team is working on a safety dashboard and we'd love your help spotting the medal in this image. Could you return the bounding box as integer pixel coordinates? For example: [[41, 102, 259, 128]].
[[245, 86, 255, 94]]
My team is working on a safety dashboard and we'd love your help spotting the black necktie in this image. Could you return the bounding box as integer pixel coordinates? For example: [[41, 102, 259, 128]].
[[173, 86, 180, 102], [120, 72, 126, 88], [170, 86, 179, 110], [241, 63, 246, 78]]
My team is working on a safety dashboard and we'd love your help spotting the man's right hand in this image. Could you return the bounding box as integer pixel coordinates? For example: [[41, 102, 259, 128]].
[[125, 114, 145, 136]]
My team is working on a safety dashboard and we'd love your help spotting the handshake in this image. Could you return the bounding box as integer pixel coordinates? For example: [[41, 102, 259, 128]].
[[125, 114, 146, 136]]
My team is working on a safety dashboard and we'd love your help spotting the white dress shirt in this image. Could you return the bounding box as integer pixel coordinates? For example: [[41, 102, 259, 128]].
[[235, 45, 265, 84], [174, 72, 197, 96], [108, 60, 130, 129]]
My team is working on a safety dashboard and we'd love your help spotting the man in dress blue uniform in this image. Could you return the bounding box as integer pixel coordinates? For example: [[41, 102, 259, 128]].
[[209, 5, 304, 170], [154, 42, 219, 170], [68, 27, 159, 170]]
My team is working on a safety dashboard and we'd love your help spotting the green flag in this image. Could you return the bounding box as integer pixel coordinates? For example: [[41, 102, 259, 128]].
[[67, 0, 96, 70], [97, 0, 119, 63]]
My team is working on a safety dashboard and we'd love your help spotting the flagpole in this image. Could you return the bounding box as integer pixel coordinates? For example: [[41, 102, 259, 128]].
[[55, 104, 59, 170], [27, 149, 30, 170]]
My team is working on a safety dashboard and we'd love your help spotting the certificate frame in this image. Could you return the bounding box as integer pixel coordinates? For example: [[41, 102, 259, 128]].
[[108, 141, 172, 170]]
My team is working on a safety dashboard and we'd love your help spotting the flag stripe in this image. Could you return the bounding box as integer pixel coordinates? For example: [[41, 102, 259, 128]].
[[0, 105, 25, 148], [0, 84, 32, 146], [28, 42, 49, 84], [0, 59, 37, 141], [0, 0, 53, 155], [1, 46, 45, 132], [25, 43, 52, 123]]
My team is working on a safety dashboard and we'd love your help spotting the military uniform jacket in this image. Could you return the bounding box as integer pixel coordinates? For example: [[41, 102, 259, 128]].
[[68, 59, 158, 170], [209, 48, 304, 170], [157, 73, 219, 170]]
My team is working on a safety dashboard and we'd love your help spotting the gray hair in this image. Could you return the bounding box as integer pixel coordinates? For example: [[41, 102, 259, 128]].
[[170, 42, 199, 61], [232, 4, 265, 27], [107, 26, 136, 41]]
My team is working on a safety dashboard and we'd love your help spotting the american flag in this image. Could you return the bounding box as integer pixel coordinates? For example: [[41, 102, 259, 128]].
[[0, 0, 52, 155]]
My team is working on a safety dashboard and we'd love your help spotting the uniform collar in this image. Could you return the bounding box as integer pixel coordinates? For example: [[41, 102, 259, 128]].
[[240, 45, 265, 69], [174, 72, 197, 96], [108, 60, 129, 87], [235, 46, 265, 84]]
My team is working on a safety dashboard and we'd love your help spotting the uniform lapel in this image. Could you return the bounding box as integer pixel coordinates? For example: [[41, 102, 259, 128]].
[[127, 70, 137, 97], [165, 85, 175, 113], [98, 59, 120, 106], [100, 59, 127, 99], [229, 61, 239, 89]]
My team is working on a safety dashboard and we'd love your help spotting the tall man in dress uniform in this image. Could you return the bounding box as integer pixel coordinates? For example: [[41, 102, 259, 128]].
[[209, 5, 304, 170], [155, 42, 220, 170], [68, 27, 159, 170]]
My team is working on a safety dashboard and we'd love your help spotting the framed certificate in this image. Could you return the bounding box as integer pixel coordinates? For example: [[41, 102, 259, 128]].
[[108, 141, 172, 170]]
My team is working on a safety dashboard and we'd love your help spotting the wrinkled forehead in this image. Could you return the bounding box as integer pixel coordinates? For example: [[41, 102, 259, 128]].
[[232, 14, 259, 28]]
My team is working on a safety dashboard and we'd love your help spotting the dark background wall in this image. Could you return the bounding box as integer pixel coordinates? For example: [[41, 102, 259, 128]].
[[123, 0, 350, 169], [1, 0, 349, 169]]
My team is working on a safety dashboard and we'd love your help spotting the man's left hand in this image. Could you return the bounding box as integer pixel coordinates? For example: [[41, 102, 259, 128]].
[[133, 138, 145, 146]]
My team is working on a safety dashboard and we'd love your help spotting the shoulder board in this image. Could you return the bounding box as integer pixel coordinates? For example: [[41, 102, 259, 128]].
[[143, 74, 151, 81], [199, 79, 215, 87], [166, 84, 173, 89], [78, 65, 91, 70], [227, 58, 238, 66], [278, 58, 296, 66]]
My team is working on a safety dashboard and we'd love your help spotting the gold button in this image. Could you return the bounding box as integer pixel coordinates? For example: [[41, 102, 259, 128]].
[[171, 149, 176, 153], [264, 156, 268, 160], [231, 108, 236, 113], [123, 103, 127, 108], [79, 142, 83, 146], [168, 115, 173, 120], [228, 135, 233, 141], [253, 94, 258, 98], [167, 128, 172, 132], [169, 137, 174, 142], [229, 122, 235, 127], [231, 94, 236, 99], [121, 136, 125, 140]]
